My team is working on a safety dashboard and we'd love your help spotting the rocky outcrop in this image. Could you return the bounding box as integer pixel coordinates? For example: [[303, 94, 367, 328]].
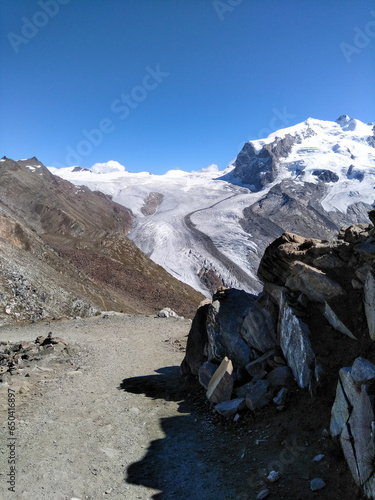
[[182, 213, 375, 499]]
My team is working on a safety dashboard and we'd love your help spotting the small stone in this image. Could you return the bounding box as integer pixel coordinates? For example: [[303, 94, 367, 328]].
[[273, 387, 288, 406], [312, 454, 325, 462], [233, 413, 240, 422], [267, 470, 281, 482], [321, 428, 329, 438], [256, 489, 270, 499], [310, 478, 326, 491], [245, 379, 270, 411], [215, 398, 245, 417], [105, 488, 113, 494]]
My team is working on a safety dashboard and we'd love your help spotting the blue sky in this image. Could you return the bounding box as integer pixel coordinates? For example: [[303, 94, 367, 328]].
[[1, 0, 374, 174]]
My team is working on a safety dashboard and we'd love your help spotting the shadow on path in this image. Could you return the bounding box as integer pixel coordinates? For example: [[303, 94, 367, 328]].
[[119, 366, 246, 500]]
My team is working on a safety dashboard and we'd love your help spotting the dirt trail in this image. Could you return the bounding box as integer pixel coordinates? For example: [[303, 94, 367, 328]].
[[0, 314, 364, 500]]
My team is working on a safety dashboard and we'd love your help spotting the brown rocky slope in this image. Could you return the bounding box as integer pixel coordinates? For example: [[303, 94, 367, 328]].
[[0, 157, 203, 325]]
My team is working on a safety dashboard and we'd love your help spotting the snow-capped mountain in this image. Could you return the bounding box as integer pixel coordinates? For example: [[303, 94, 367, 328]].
[[49, 116, 375, 297]]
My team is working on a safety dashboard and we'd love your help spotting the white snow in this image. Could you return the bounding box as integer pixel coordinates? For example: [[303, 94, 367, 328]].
[[48, 116, 375, 295]]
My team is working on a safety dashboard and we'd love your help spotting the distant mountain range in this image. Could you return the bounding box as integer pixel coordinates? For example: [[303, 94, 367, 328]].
[[0, 157, 203, 326], [50, 115, 375, 296]]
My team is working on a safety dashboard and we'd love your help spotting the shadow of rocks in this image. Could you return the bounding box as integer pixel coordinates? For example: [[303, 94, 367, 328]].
[[120, 366, 246, 500]]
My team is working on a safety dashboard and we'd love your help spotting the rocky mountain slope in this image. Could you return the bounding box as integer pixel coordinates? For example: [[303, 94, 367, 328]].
[[51, 115, 375, 297], [0, 157, 203, 325]]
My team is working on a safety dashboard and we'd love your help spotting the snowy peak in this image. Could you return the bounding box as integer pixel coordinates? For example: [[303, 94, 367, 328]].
[[223, 117, 375, 205]]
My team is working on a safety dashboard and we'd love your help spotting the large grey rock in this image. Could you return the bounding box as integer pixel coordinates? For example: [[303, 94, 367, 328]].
[[215, 398, 245, 417], [240, 293, 277, 353], [206, 357, 234, 404], [364, 271, 375, 341], [285, 261, 345, 303], [180, 300, 210, 376], [330, 368, 359, 437], [157, 307, 180, 318], [206, 289, 256, 369], [330, 361, 375, 498], [245, 379, 271, 410], [278, 293, 317, 389]]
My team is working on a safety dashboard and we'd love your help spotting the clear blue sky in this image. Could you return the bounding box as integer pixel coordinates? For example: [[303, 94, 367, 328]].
[[1, 0, 374, 174]]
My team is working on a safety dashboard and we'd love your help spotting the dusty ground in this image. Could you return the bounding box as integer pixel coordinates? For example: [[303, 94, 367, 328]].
[[0, 314, 366, 500]]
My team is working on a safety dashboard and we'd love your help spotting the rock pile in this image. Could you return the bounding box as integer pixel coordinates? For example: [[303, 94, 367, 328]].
[[181, 212, 375, 499], [0, 333, 69, 385]]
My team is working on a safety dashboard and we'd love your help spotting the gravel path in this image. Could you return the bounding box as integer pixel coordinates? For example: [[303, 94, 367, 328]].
[[0, 314, 246, 500], [0, 314, 364, 500]]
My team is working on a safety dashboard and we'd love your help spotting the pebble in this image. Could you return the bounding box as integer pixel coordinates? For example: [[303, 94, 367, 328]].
[[310, 477, 326, 491], [312, 453, 325, 462], [267, 470, 281, 482], [256, 489, 269, 499]]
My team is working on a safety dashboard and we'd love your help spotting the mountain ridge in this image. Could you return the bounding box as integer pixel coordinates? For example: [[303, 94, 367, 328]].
[[0, 157, 204, 325], [48, 116, 375, 297]]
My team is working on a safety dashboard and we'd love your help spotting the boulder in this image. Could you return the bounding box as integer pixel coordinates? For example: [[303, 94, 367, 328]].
[[240, 293, 277, 353], [206, 289, 256, 369], [266, 366, 294, 387], [278, 293, 317, 389], [245, 379, 271, 410], [157, 307, 180, 318], [206, 356, 234, 404], [180, 300, 210, 376], [343, 224, 372, 244], [364, 271, 375, 341], [330, 361, 375, 497], [285, 261, 345, 303]]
